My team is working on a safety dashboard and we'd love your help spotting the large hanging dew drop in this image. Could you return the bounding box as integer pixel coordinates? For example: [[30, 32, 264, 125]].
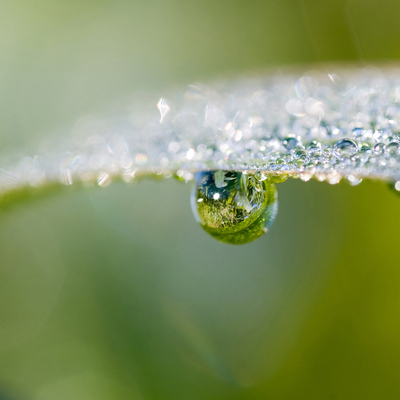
[[191, 171, 278, 244]]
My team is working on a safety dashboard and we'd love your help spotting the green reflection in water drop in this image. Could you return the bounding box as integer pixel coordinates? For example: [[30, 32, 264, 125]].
[[191, 171, 278, 244]]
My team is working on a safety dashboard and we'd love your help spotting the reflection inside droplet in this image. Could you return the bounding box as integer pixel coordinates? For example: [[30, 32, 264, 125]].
[[191, 171, 278, 244]]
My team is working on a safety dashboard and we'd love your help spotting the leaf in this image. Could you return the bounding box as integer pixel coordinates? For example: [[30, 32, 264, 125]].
[[2, 65, 400, 206]]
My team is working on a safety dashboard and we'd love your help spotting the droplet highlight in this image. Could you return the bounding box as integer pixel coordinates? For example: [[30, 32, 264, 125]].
[[389, 180, 400, 195]]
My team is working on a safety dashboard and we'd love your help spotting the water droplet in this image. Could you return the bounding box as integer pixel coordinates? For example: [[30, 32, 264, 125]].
[[282, 136, 299, 150], [347, 175, 362, 186], [191, 171, 278, 244], [307, 141, 321, 155], [360, 144, 372, 154], [389, 180, 400, 195], [385, 142, 400, 156], [374, 143, 385, 155], [294, 148, 308, 162], [333, 139, 358, 160]]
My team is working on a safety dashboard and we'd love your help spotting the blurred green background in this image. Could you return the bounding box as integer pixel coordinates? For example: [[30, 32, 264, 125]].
[[1, 0, 400, 399]]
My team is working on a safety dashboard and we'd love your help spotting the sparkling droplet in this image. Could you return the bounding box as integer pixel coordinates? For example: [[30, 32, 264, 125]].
[[360, 144, 372, 154], [333, 139, 358, 160], [374, 143, 385, 155], [191, 171, 278, 244], [347, 175, 362, 186], [389, 180, 400, 195], [294, 148, 308, 161], [283, 136, 299, 150], [385, 142, 400, 156], [307, 141, 321, 155]]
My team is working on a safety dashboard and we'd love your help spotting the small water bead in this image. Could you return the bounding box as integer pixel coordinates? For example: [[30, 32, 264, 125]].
[[323, 147, 332, 157], [294, 150, 306, 160], [311, 154, 327, 165], [275, 158, 284, 169], [293, 147, 309, 163], [385, 142, 400, 156], [388, 180, 400, 195], [360, 144, 372, 154], [347, 175, 362, 186], [333, 139, 358, 160], [307, 141, 321, 155], [283, 136, 299, 150], [191, 171, 278, 244], [392, 133, 400, 142], [374, 143, 385, 155], [269, 163, 277, 171]]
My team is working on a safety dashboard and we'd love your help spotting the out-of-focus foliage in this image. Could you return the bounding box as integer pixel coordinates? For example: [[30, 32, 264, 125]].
[[1, 1, 400, 399]]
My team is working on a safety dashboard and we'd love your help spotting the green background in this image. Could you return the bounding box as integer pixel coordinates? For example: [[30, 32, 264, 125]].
[[1, 1, 400, 399]]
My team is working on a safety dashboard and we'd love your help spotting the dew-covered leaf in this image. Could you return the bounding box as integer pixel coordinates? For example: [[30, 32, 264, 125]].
[[2, 65, 400, 205]]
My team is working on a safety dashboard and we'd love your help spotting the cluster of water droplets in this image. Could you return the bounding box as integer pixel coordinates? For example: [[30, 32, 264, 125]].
[[2, 65, 400, 196]]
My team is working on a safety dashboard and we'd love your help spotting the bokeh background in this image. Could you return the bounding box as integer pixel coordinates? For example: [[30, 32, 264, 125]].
[[1, 0, 400, 399]]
